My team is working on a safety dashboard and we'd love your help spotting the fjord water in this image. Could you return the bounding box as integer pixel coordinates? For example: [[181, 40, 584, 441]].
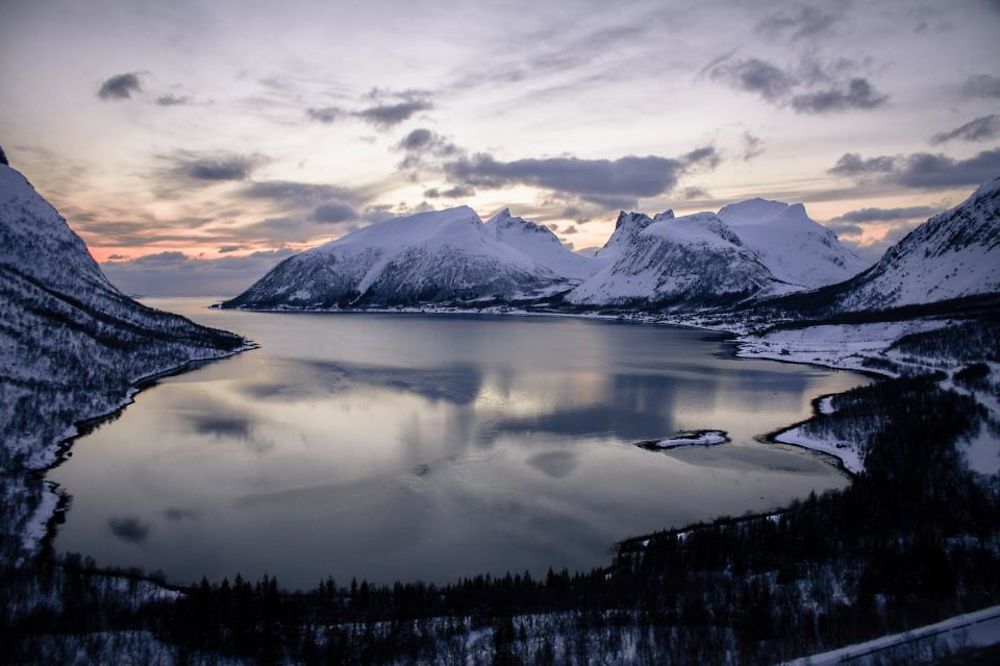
[[50, 298, 866, 589]]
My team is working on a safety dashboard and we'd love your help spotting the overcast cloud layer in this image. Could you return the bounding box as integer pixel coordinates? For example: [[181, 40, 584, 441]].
[[1, 0, 998, 295]]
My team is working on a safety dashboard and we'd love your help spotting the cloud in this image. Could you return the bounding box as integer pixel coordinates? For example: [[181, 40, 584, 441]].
[[708, 56, 886, 113], [102, 249, 297, 296], [756, 4, 840, 40], [306, 90, 433, 130], [710, 58, 796, 101], [828, 153, 898, 177], [444, 149, 717, 210], [830, 205, 941, 224], [306, 106, 342, 123], [238, 180, 366, 207], [153, 151, 267, 195], [682, 186, 709, 199], [742, 132, 765, 161], [155, 93, 193, 106], [961, 74, 1000, 99], [108, 516, 150, 543], [424, 185, 475, 199], [930, 115, 999, 144], [826, 221, 864, 236], [312, 201, 358, 223], [98, 72, 142, 100], [356, 99, 432, 128], [829, 148, 1000, 188], [217, 244, 246, 254], [790, 77, 887, 113], [395, 128, 458, 169]]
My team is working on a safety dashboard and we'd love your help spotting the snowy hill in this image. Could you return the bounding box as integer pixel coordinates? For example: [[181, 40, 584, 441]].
[[566, 211, 787, 308], [223, 206, 568, 309], [0, 164, 245, 469], [484, 208, 599, 280], [718, 198, 867, 289]]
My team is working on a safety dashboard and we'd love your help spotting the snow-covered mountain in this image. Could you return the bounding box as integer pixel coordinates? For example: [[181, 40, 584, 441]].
[[223, 206, 569, 309], [718, 198, 867, 289], [0, 164, 245, 468], [566, 211, 787, 308], [779, 178, 1000, 313], [484, 208, 599, 280]]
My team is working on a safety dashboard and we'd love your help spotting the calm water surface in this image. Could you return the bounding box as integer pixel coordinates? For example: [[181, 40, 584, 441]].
[[49, 298, 868, 588]]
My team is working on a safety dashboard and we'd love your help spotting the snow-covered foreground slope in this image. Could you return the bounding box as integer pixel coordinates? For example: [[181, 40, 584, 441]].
[[0, 164, 246, 556], [718, 198, 867, 289], [567, 211, 789, 308], [223, 206, 570, 309]]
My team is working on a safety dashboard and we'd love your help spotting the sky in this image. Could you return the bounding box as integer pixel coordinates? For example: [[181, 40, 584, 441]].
[[1, 0, 999, 295]]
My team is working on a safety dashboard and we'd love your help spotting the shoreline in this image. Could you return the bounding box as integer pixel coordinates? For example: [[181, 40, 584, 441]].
[[22, 342, 257, 561]]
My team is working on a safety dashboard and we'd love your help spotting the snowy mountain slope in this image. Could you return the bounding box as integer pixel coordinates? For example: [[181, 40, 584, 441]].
[[0, 164, 245, 469], [829, 179, 1000, 310], [484, 208, 599, 280], [718, 198, 867, 289], [566, 212, 789, 308], [223, 206, 567, 309], [763, 179, 1000, 315]]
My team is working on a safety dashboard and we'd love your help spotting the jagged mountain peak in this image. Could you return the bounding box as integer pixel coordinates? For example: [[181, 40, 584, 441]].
[[652, 209, 675, 223], [567, 209, 785, 309]]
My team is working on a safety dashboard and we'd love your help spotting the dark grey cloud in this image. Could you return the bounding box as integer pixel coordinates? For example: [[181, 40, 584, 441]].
[[156, 93, 193, 106], [306, 106, 342, 123], [312, 201, 358, 223], [830, 205, 941, 224], [238, 179, 366, 206], [742, 132, 765, 161], [444, 148, 719, 210], [710, 58, 796, 101], [708, 56, 886, 114], [826, 221, 864, 236], [790, 77, 887, 113], [98, 72, 142, 100], [682, 186, 710, 199], [154, 151, 267, 195], [306, 90, 432, 130], [357, 99, 432, 128], [828, 153, 898, 177], [108, 516, 150, 543], [930, 115, 999, 144], [961, 74, 1000, 99], [395, 128, 458, 169], [217, 244, 246, 254], [756, 4, 840, 41], [829, 148, 1000, 189], [424, 185, 475, 199], [682, 146, 721, 170]]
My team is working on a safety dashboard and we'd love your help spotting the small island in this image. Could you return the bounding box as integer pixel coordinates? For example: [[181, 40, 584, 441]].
[[635, 429, 730, 452]]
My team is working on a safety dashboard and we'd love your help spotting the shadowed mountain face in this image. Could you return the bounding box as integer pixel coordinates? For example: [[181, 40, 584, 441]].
[[0, 164, 245, 471]]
